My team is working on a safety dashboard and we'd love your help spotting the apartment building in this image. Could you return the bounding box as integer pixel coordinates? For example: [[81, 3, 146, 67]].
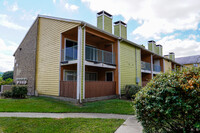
[[13, 11, 182, 103], [176, 55, 200, 68]]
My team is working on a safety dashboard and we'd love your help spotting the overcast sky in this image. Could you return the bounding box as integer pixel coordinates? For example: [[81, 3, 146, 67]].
[[0, 0, 200, 72]]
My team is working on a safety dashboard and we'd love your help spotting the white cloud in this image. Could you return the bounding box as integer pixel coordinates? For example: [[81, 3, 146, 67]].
[[0, 14, 26, 30], [3, 1, 19, 12], [10, 3, 18, 12], [53, 0, 56, 4], [20, 10, 39, 21], [157, 35, 200, 57], [65, 3, 79, 11], [0, 38, 16, 72], [82, 0, 200, 39], [188, 34, 197, 40]]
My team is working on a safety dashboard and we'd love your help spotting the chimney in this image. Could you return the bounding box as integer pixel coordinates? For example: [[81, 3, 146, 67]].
[[97, 10, 113, 33], [156, 44, 163, 56], [164, 55, 169, 58], [114, 21, 127, 39], [148, 40, 156, 52], [169, 52, 175, 60]]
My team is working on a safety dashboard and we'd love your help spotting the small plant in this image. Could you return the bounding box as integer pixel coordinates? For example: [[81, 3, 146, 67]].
[[125, 84, 141, 99], [1, 91, 12, 98], [12, 85, 28, 98], [134, 67, 200, 133]]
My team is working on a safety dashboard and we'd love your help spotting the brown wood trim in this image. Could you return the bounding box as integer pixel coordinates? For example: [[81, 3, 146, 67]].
[[86, 27, 116, 42]]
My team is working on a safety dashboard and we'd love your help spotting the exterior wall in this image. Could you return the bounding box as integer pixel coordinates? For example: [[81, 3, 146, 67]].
[[156, 46, 159, 55], [114, 25, 120, 37], [148, 42, 156, 52], [36, 17, 79, 96], [169, 54, 175, 60], [185, 64, 200, 68], [13, 19, 38, 95], [120, 41, 141, 94], [164, 59, 172, 72], [121, 25, 127, 39], [104, 15, 112, 33], [114, 24, 127, 39], [97, 16, 103, 30]]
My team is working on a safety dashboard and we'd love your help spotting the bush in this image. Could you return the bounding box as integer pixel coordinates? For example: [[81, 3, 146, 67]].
[[1, 91, 12, 98], [134, 67, 200, 133], [12, 85, 28, 98], [125, 84, 141, 99]]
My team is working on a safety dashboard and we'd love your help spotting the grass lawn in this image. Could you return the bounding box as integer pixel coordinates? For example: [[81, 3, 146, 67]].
[[0, 97, 134, 114], [0, 117, 124, 133]]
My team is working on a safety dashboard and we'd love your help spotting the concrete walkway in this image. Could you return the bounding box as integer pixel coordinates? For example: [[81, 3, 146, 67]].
[[115, 116, 143, 133], [0, 112, 143, 133]]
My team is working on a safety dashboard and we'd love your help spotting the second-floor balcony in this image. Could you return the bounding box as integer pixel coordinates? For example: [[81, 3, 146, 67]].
[[153, 64, 161, 72], [141, 61, 161, 73], [141, 61, 151, 71], [85, 46, 115, 65], [61, 45, 115, 65]]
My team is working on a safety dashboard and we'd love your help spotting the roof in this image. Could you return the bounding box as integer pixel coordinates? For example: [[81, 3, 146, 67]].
[[97, 10, 112, 17], [114, 21, 127, 26], [175, 55, 200, 65], [13, 14, 182, 66]]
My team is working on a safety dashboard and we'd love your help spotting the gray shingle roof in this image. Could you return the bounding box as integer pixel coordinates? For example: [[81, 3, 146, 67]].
[[175, 55, 200, 65]]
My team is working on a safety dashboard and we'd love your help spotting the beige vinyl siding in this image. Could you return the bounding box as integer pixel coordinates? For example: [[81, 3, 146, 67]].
[[164, 59, 172, 73], [120, 41, 141, 94], [36, 17, 79, 96]]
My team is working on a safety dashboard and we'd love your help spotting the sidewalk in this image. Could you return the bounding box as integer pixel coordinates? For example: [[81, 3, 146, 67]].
[[0, 112, 143, 133], [115, 116, 143, 133]]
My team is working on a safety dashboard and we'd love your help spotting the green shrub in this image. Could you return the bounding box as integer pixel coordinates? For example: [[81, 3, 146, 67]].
[[1, 91, 12, 98], [134, 67, 200, 133], [125, 84, 141, 99], [12, 85, 27, 98]]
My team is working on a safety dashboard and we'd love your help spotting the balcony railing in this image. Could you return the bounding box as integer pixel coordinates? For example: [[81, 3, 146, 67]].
[[153, 64, 161, 72], [61, 45, 115, 65], [65, 45, 77, 61], [141, 61, 151, 71], [86, 46, 115, 65], [141, 61, 161, 72]]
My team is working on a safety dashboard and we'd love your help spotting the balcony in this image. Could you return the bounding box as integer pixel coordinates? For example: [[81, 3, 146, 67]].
[[153, 64, 161, 72], [141, 61, 151, 71], [141, 61, 161, 73], [61, 45, 115, 66], [85, 46, 115, 65]]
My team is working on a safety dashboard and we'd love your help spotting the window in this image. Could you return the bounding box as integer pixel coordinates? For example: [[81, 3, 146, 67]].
[[85, 72, 97, 81], [193, 64, 198, 67], [64, 71, 77, 81], [106, 72, 113, 81]]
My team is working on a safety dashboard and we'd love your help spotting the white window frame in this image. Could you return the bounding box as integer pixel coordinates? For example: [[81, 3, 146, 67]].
[[63, 70, 77, 81]]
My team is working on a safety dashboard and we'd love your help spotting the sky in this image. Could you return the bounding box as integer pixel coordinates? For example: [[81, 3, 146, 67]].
[[0, 0, 200, 72]]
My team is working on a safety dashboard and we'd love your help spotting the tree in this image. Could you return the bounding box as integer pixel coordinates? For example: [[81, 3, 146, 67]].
[[2, 71, 13, 80]]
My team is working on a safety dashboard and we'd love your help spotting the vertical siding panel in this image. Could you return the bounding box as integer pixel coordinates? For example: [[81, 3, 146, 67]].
[[36, 18, 79, 96], [120, 41, 137, 94], [164, 60, 172, 73]]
